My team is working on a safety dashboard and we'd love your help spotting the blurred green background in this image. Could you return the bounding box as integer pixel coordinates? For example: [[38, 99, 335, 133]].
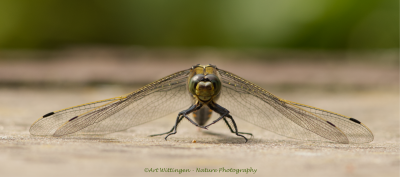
[[0, 0, 398, 50]]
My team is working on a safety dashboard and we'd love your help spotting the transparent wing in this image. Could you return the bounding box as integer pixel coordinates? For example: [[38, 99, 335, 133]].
[[217, 69, 374, 144], [30, 69, 192, 136]]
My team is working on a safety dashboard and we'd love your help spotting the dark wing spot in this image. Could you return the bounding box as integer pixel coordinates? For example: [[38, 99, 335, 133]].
[[349, 118, 361, 124], [327, 121, 336, 127], [42, 112, 55, 118], [69, 116, 78, 122]]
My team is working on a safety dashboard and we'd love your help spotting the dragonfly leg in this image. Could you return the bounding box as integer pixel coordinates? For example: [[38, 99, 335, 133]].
[[164, 103, 203, 140], [206, 102, 248, 143], [149, 115, 184, 137], [222, 118, 253, 138], [203, 103, 228, 129]]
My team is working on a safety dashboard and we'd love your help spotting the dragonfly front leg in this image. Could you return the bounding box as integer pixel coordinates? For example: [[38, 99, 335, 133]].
[[206, 102, 249, 143], [163, 103, 203, 140], [149, 115, 184, 137], [222, 118, 253, 138]]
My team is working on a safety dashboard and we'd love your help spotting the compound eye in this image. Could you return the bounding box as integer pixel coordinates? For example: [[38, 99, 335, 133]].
[[204, 74, 221, 93], [189, 74, 205, 95]]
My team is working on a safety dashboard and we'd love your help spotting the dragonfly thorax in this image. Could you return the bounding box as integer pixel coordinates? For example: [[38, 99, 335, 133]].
[[189, 74, 221, 102]]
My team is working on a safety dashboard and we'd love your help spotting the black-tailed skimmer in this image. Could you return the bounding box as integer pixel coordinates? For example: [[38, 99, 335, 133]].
[[30, 64, 374, 143]]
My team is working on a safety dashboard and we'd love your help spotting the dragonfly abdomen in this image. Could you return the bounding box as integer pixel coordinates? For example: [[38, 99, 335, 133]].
[[193, 106, 213, 126]]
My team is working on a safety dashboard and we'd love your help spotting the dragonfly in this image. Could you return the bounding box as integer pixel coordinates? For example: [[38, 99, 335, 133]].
[[30, 64, 374, 143]]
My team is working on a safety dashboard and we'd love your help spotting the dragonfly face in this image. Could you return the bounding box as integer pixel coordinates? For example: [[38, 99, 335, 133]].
[[29, 64, 374, 144], [188, 64, 221, 103]]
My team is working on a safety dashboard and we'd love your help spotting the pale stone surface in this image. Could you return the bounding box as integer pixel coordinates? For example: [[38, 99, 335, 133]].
[[0, 86, 398, 177]]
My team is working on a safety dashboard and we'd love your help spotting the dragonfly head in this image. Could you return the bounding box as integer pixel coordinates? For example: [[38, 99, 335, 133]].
[[189, 74, 221, 102]]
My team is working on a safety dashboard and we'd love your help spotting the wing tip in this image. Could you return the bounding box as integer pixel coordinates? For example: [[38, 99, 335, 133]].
[[349, 118, 361, 124], [68, 116, 78, 122], [326, 121, 336, 127], [42, 112, 55, 118]]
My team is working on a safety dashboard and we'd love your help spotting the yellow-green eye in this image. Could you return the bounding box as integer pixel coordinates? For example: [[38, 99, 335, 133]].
[[189, 74, 204, 96], [204, 74, 221, 95]]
